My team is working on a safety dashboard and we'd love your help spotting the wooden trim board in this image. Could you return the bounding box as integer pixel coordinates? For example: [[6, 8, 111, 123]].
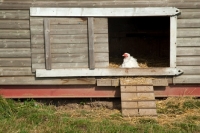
[[30, 7, 180, 17], [36, 68, 183, 77]]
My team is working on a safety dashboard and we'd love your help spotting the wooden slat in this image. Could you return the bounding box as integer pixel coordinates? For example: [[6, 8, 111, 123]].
[[0, 76, 96, 85], [0, 20, 29, 29], [36, 68, 183, 77], [177, 19, 200, 28], [30, 7, 180, 17], [173, 75, 200, 84], [177, 38, 200, 46], [0, 39, 30, 48], [0, 30, 30, 39], [0, 58, 31, 67], [177, 66, 200, 75], [178, 9, 200, 19], [177, 47, 200, 56], [0, 49, 31, 57], [32, 53, 108, 63], [0, 67, 33, 76], [0, 10, 29, 19], [32, 62, 109, 72], [170, 16, 177, 67], [177, 56, 200, 65], [44, 18, 51, 70], [88, 17, 95, 69], [177, 28, 200, 37], [32, 43, 87, 48], [152, 79, 168, 86], [32, 48, 88, 54]]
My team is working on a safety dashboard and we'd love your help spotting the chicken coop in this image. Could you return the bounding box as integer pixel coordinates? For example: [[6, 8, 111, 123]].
[[0, 1, 200, 106]]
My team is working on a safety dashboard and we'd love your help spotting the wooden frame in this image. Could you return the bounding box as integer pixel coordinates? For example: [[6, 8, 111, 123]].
[[44, 18, 51, 70], [30, 7, 180, 17], [30, 7, 181, 77]]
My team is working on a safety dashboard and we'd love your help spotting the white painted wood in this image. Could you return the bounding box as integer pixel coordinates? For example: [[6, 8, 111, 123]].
[[170, 16, 177, 67], [36, 68, 183, 77], [30, 7, 180, 17]]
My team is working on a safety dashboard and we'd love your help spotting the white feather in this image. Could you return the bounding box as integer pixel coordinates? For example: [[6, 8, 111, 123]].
[[120, 53, 139, 68]]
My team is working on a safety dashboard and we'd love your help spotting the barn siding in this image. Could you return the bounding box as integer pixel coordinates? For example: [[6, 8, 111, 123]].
[[0, 1, 199, 84], [0, 10, 32, 76]]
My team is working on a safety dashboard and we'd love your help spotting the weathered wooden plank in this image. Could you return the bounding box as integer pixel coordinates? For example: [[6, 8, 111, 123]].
[[1, 1, 200, 9], [177, 66, 200, 75], [177, 19, 200, 28], [32, 48, 88, 54], [36, 68, 183, 77], [0, 49, 31, 57], [173, 75, 200, 84], [152, 79, 168, 86], [170, 16, 177, 67], [177, 47, 200, 56], [122, 109, 139, 116], [0, 58, 31, 67], [177, 28, 200, 37], [138, 101, 156, 108], [97, 79, 119, 86], [32, 43, 88, 48], [44, 18, 51, 70], [32, 62, 109, 72], [0, 67, 33, 76], [0, 10, 29, 19], [177, 56, 200, 65], [88, 17, 95, 70], [178, 11, 200, 19], [0, 76, 96, 85], [0, 30, 30, 39], [30, 7, 180, 17], [30, 17, 88, 25], [177, 38, 200, 46], [31, 34, 107, 44], [32, 53, 108, 63], [0, 39, 30, 48], [0, 20, 29, 29]]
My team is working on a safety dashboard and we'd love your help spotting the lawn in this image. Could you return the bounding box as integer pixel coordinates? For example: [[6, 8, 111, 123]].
[[0, 96, 200, 133]]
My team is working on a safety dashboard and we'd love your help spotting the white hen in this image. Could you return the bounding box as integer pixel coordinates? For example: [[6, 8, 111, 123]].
[[120, 53, 139, 68]]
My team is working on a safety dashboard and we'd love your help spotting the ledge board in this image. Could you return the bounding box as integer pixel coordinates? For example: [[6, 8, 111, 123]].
[[30, 7, 180, 17], [36, 68, 183, 77]]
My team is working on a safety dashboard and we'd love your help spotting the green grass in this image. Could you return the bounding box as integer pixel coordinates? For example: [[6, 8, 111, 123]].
[[0, 96, 200, 133]]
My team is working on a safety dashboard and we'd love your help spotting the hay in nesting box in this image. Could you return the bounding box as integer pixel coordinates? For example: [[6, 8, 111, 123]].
[[120, 77, 154, 85], [109, 56, 169, 68]]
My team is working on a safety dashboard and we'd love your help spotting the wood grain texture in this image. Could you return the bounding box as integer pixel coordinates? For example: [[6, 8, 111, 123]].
[[177, 47, 200, 55], [0, 39, 30, 48], [177, 38, 200, 46], [173, 75, 200, 84], [177, 66, 200, 75], [44, 18, 51, 70], [0, 76, 96, 85], [177, 56, 200, 65], [88, 17, 95, 69], [178, 19, 200, 28], [0, 49, 31, 57], [1, 1, 200, 9], [0, 10, 29, 19], [0, 67, 33, 76], [36, 68, 183, 77], [0, 58, 31, 67], [177, 28, 200, 37], [0, 20, 29, 29], [0, 30, 30, 39]]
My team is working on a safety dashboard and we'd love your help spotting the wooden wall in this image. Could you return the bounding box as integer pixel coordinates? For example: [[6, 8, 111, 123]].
[[0, 10, 33, 76], [0, 0, 200, 85], [174, 9, 200, 84], [30, 17, 108, 72]]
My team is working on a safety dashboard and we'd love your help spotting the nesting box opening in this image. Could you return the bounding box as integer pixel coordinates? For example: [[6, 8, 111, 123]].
[[108, 17, 170, 68]]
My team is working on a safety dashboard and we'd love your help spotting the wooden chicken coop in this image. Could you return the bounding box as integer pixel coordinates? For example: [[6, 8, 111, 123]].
[[0, 0, 200, 100]]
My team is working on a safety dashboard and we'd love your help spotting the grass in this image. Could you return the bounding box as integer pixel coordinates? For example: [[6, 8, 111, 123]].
[[0, 96, 200, 133]]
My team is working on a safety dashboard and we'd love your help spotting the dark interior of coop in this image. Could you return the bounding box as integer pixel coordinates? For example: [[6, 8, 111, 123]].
[[108, 17, 170, 67]]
